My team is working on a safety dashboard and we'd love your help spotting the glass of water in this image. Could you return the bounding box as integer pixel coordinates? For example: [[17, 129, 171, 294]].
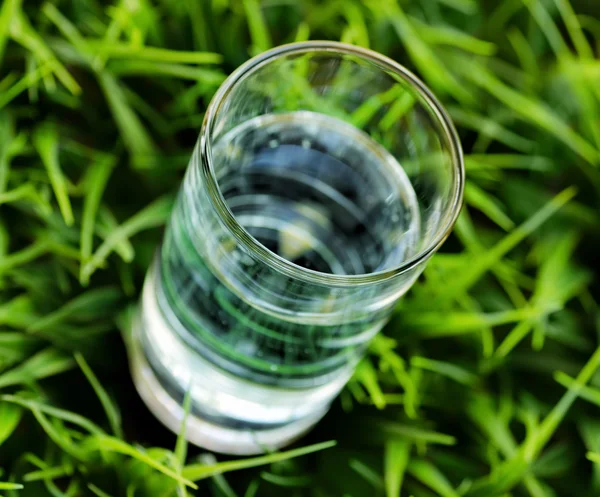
[[128, 41, 464, 454]]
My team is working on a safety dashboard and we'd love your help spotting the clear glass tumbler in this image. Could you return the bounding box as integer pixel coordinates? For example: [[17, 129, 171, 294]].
[[127, 41, 464, 455]]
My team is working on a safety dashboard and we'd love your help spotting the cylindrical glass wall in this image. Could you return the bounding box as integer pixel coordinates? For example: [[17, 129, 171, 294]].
[[128, 41, 464, 455]]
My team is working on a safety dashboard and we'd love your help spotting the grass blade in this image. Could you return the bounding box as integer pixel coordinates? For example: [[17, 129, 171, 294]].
[[85, 435, 198, 489], [0, 62, 54, 110], [80, 156, 116, 283], [107, 60, 225, 84], [88, 484, 115, 497], [28, 287, 121, 333], [412, 19, 496, 56], [174, 387, 192, 495], [449, 107, 534, 153], [42, 3, 90, 56], [407, 459, 460, 497], [411, 357, 478, 386], [31, 408, 88, 460], [85, 41, 222, 64], [354, 358, 386, 409], [464, 183, 514, 231], [182, 440, 336, 481], [96, 205, 135, 262], [10, 8, 80, 94], [0, 333, 40, 372], [432, 187, 576, 301], [349, 459, 385, 490], [97, 71, 157, 168], [384, 440, 411, 497], [524, 347, 600, 461], [0, 240, 51, 274], [554, 371, 600, 407], [0, 483, 24, 490], [81, 195, 173, 282], [0, 295, 38, 329], [75, 353, 123, 438], [374, 421, 456, 446], [243, 0, 272, 53], [0, 348, 75, 389], [0, 401, 22, 446], [23, 465, 73, 482], [554, 0, 593, 59], [1, 393, 104, 435], [397, 306, 546, 339], [382, 1, 473, 104], [463, 60, 599, 164], [32, 123, 74, 226], [0, 0, 21, 69]]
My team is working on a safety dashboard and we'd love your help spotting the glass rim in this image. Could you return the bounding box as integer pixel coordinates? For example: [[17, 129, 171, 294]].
[[200, 41, 465, 285]]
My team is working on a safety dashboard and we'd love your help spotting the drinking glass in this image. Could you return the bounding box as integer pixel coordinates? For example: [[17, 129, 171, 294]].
[[127, 41, 464, 455]]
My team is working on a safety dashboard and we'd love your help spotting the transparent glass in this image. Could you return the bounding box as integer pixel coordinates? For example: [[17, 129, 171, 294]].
[[127, 41, 464, 455]]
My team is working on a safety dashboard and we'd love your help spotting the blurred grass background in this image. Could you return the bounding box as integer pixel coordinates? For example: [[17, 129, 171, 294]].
[[0, 0, 600, 496]]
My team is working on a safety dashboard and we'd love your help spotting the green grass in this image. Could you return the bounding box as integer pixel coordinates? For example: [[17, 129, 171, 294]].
[[0, 0, 599, 496]]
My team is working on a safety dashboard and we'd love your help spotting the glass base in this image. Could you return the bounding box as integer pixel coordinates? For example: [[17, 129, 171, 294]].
[[127, 331, 327, 455]]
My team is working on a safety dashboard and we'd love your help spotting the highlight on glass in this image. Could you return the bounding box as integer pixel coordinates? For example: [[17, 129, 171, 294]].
[[126, 41, 465, 455]]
